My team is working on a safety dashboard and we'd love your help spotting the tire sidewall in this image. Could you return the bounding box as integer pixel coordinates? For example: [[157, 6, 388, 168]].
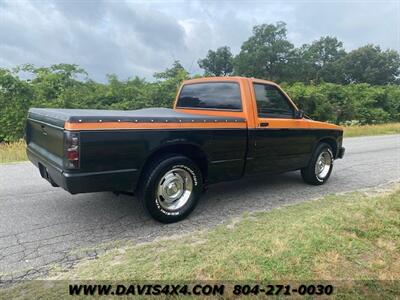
[[143, 156, 202, 223], [313, 145, 334, 184]]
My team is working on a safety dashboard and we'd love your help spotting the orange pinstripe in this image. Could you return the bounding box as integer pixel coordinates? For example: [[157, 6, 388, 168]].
[[64, 121, 247, 131]]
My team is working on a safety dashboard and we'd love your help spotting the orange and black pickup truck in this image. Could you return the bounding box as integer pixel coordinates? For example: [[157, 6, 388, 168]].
[[26, 76, 345, 223]]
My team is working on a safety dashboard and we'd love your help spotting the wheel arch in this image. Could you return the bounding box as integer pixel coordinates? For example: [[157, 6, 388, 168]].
[[315, 136, 338, 158], [137, 142, 208, 191]]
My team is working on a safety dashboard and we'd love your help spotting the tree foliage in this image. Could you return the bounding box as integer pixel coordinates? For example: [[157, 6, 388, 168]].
[[295, 36, 346, 83], [0, 62, 191, 142], [1, 21, 400, 142], [338, 45, 400, 84], [283, 83, 398, 125], [234, 22, 294, 81], [1, 62, 398, 142], [198, 46, 234, 76], [198, 22, 400, 85]]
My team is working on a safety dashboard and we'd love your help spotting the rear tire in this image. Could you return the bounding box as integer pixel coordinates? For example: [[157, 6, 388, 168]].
[[301, 143, 334, 185], [138, 154, 203, 223]]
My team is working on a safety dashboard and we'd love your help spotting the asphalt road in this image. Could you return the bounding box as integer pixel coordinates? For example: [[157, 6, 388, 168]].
[[0, 134, 399, 281]]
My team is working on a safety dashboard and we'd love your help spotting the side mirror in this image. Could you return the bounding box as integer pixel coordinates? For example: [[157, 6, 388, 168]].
[[295, 109, 304, 119]]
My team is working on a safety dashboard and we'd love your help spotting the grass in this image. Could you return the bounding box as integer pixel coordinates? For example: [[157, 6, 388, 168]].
[[0, 123, 399, 164], [343, 122, 400, 137], [0, 140, 27, 163], [2, 186, 399, 298], [59, 187, 400, 281]]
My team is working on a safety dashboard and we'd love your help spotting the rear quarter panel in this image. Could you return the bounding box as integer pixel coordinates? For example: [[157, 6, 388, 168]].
[[78, 127, 248, 190]]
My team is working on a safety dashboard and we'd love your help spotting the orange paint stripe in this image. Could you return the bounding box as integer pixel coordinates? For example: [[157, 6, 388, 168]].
[[307, 120, 343, 130], [64, 121, 247, 131]]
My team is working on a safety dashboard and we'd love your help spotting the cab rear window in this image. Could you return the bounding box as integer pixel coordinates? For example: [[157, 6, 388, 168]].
[[177, 82, 242, 111]]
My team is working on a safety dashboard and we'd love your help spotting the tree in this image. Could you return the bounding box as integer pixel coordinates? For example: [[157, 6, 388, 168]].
[[338, 45, 400, 84], [198, 46, 234, 76], [152, 61, 190, 107], [298, 36, 346, 83], [16, 64, 88, 108], [0, 68, 33, 141], [153, 60, 189, 80], [234, 22, 294, 81]]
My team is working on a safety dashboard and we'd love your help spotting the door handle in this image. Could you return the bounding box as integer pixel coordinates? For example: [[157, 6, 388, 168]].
[[259, 122, 269, 127]]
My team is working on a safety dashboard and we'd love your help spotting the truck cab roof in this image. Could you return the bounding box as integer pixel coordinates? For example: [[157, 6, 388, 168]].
[[182, 76, 278, 86]]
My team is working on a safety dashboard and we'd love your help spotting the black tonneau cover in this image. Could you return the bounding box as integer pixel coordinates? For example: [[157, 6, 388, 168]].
[[28, 108, 245, 128]]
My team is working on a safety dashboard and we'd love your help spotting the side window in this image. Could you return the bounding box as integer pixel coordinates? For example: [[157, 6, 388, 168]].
[[253, 83, 294, 118], [177, 82, 242, 111]]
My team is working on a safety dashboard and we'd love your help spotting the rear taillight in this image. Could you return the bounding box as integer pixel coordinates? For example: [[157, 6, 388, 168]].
[[65, 132, 80, 169]]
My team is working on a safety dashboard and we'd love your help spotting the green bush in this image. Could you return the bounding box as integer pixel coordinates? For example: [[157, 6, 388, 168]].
[[0, 64, 399, 142], [284, 83, 399, 125]]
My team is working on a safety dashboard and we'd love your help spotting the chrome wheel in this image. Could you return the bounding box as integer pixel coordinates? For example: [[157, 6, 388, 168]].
[[156, 168, 193, 211], [315, 150, 332, 180]]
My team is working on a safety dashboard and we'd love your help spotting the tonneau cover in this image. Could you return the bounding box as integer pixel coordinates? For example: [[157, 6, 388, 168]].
[[28, 108, 245, 128]]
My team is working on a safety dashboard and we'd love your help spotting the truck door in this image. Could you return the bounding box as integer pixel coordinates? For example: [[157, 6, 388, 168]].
[[246, 82, 313, 174]]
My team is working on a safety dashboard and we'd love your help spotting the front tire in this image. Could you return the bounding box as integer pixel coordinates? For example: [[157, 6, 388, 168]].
[[138, 155, 203, 223], [301, 143, 334, 185]]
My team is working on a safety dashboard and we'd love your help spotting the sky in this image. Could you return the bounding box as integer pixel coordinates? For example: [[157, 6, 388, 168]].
[[1, 0, 399, 82]]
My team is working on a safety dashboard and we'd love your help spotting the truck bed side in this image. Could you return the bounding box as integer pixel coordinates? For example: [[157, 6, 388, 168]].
[[26, 108, 248, 194]]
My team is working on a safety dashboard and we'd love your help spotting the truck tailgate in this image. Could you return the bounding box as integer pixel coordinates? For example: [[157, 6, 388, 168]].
[[26, 113, 65, 169]]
